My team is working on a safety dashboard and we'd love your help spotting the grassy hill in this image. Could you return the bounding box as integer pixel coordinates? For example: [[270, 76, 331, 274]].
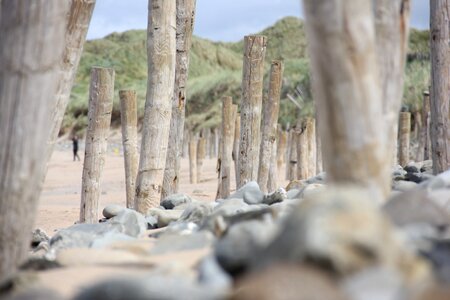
[[64, 17, 430, 135]]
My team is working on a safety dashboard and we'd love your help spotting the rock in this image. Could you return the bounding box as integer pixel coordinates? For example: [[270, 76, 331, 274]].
[[102, 204, 125, 219], [150, 231, 214, 255], [233, 264, 346, 300], [392, 180, 418, 192], [73, 275, 225, 300], [392, 165, 407, 177], [250, 186, 430, 284], [198, 255, 232, 291], [178, 202, 214, 224], [163, 222, 199, 236], [161, 193, 192, 209], [147, 208, 183, 228], [422, 239, 450, 284], [286, 188, 302, 199], [421, 170, 450, 190], [342, 267, 406, 300], [31, 228, 49, 248], [90, 232, 136, 249], [285, 180, 307, 191], [215, 219, 279, 276], [404, 165, 420, 174], [243, 189, 264, 205], [383, 190, 450, 227], [405, 172, 424, 183], [301, 183, 325, 198], [228, 181, 261, 201], [419, 160, 433, 174], [7, 288, 62, 300], [305, 172, 326, 184], [145, 215, 158, 229], [262, 188, 287, 205], [109, 209, 147, 237]]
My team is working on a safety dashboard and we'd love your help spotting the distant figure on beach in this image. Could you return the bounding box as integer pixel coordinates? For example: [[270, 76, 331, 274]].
[[72, 135, 80, 161]]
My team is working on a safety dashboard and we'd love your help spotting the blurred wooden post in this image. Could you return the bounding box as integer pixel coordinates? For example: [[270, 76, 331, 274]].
[[214, 128, 219, 158], [204, 128, 211, 158], [306, 118, 316, 177], [135, 0, 176, 213], [268, 124, 281, 192], [197, 137, 206, 182], [277, 127, 287, 172], [430, 0, 450, 174], [315, 117, 323, 173], [233, 113, 241, 187], [162, 0, 197, 200], [119, 90, 138, 209], [424, 91, 431, 160], [182, 127, 189, 158], [398, 112, 411, 167], [303, 0, 389, 200], [258, 61, 283, 193], [80, 67, 115, 223], [416, 92, 430, 161], [297, 122, 309, 180], [189, 138, 197, 184], [287, 130, 297, 181], [237, 35, 267, 188], [218, 97, 235, 198]]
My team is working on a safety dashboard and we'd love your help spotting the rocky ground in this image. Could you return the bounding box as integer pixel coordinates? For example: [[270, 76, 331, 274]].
[[2, 153, 450, 299]]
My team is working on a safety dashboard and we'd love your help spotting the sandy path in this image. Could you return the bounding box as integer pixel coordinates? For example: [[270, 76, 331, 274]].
[[36, 139, 288, 235]]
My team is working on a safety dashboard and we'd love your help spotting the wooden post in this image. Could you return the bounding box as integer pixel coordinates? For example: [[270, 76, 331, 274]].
[[182, 127, 189, 158], [233, 113, 241, 187], [422, 91, 432, 160], [214, 128, 219, 158], [303, 0, 390, 200], [374, 0, 411, 167], [297, 122, 309, 180], [306, 118, 316, 177], [80, 67, 115, 223], [189, 138, 197, 184], [315, 116, 323, 173], [287, 130, 298, 181], [268, 124, 280, 192], [197, 137, 206, 182], [119, 90, 138, 209], [0, 0, 68, 281], [218, 97, 235, 198], [258, 61, 283, 193], [161, 0, 196, 200], [45, 0, 96, 163], [204, 128, 211, 158], [398, 112, 411, 167], [277, 127, 288, 173], [237, 35, 267, 188], [430, 0, 450, 174], [135, 0, 176, 213]]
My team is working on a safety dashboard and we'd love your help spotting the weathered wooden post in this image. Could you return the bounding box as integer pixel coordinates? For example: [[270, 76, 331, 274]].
[[189, 138, 198, 184], [80, 67, 115, 223], [417, 91, 432, 161], [303, 0, 389, 200], [218, 97, 235, 198], [287, 130, 298, 181], [237, 35, 267, 188], [277, 127, 288, 173], [197, 137, 206, 182], [306, 117, 316, 177], [45, 0, 96, 163], [297, 122, 309, 180], [315, 116, 323, 173], [430, 0, 450, 174], [0, 0, 68, 280], [119, 90, 139, 209], [398, 111, 411, 167], [267, 125, 280, 192], [258, 60, 283, 193], [161, 0, 196, 200], [135, 0, 176, 213], [182, 127, 189, 158], [233, 113, 241, 186]]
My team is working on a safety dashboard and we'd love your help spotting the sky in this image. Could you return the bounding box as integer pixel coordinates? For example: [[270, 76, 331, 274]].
[[86, 0, 430, 42]]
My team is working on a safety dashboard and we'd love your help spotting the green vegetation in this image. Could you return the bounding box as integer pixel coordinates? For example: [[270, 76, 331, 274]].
[[66, 17, 430, 135]]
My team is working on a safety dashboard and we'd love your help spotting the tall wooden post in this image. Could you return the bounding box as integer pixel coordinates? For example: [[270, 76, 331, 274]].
[[416, 91, 430, 161], [189, 138, 197, 184], [257, 61, 283, 193], [80, 67, 115, 223], [233, 113, 241, 187], [161, 0, 196, 200], [430, 0, 450, 174], [315, 117, 323, 173], [306, 118, 316, 177], [268, 124, 280, 192], [119, 90, 138, 209], [197, 137, 206, 182], [423, 91, 431, 160], [297, 123, 309, 180], [218, 97, 235, 199], [237, 35, 267, 188], [0, 0, 68, 281], [398, 112, 411, 167], [287, 130, 298, 181], [303, 0, 390, 200], [135, 0, 176, 213], [45, 0, 96, 163], [277, 127, 288, 173]]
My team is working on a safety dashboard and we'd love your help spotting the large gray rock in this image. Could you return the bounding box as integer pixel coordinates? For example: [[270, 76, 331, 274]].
[[392, 180, 418, 192], [161, 193, 192, 209], [178, 202, 214, 224], [31, 228, 49, 247], [150, 231, 214, 255], [109, 209, 147, 237], [215, 219, 279, 275], [102, 204, 125, 219], [228, 181, 263, 205], [262, 188, 287, 205], [147, 208, 183, 228], [198, 255, 232, 291]]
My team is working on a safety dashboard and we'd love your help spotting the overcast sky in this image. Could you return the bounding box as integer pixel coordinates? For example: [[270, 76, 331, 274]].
[[87, 0, 430, 41]]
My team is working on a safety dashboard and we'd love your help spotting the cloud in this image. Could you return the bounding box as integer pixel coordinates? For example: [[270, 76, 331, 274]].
[[86, 0, 429, 41]]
